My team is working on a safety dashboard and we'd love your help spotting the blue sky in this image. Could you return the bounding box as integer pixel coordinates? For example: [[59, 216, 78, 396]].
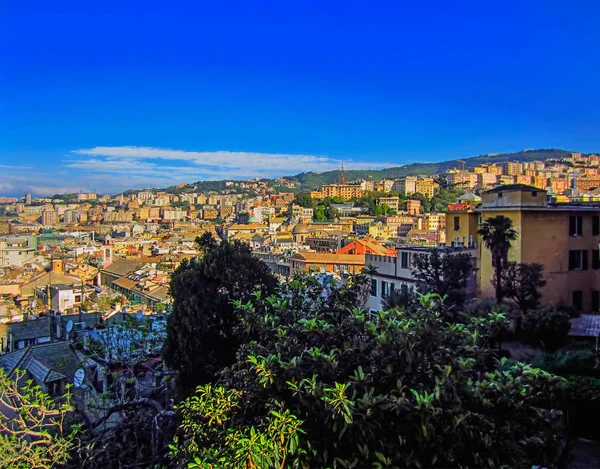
[[1, 1, 599, 196]]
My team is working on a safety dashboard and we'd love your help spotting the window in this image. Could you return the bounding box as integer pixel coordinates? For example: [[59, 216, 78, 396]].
[[569, 216, 583, 236], [370, 279, 378, 297], [531, 191, 538, 197], [382, 281, 389, 297], [569, 250, 588, 270], [593, 216, 600, 236], [594, 250, 600, 270], [572, 291, 583, 311], [453, 216, 460, 231], [401, 252, 409, 269], [47, 380, 63, 396], [593, 291, 600, 313], [497, 192, 503, 198]]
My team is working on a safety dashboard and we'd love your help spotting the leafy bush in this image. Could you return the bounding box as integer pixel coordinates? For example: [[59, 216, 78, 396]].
[[554, 304, 581, 319], [169, 279, 567, 469], [521, 308, 572, 352], [533, 349, 597, 377]]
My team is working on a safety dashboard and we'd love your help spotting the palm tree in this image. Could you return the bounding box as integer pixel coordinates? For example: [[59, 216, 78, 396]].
[[478, 215, 518, 303]]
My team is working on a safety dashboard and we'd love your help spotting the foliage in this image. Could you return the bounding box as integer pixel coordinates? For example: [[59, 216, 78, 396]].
[[533, 349, 598, 377], [521, 308, 572, 352], [559, 375, 600, 402], [478, 215, 518, 303], [352, 191, 398, 216], [170, 276, 566, 468], [462, 298, 510, 318], [411, 248, 473, 307], [155, 302, 167, 313], [498, 262, 546, 312], [292, 192, 313, 208], [195, 231, 219, 255], [381, 285, 418, 311], [170, 385, 305, 468], [0, 369, 77, 469], [164, 240, 278, 396]]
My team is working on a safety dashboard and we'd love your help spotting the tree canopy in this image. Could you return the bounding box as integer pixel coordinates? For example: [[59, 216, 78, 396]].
[[170, 276, 566, 468], [163, 240, 278, 395]]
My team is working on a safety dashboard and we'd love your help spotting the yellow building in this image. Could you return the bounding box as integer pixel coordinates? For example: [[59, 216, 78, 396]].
[[321, 183, 363, 200], [415, 178, 439, 198], [446, 184, 600, 313]]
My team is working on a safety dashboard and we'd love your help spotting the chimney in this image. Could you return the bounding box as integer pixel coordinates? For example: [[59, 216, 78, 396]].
[[52, 259, 64, 274]]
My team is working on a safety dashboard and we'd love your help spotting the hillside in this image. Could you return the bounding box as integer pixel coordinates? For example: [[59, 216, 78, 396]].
[[46, 148, 582, 198], [286, 148, 575, 190]]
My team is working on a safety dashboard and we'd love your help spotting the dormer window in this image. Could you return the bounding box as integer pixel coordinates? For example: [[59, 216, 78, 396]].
[[47, 379, 63, 396]]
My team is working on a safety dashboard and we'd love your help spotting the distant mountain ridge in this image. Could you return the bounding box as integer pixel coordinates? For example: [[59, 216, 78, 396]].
[[285, 148, 577, 190], [52, 148, 584, 198]]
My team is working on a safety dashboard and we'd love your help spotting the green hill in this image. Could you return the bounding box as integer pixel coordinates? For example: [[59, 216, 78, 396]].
[[286, 148, 576, 190]]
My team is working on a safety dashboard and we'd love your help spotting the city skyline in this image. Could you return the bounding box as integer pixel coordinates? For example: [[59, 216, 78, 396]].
[[2, 1, 600, 195]]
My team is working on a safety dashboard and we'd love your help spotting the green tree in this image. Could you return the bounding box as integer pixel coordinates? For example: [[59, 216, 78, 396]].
[[163, 240, 278, 396], [292, 192, 314, 208], [521, 307, 572, 352], [195, 231, 219, 255], [411, 249, 473, 307], [498, 262, 546, 313], [478, 215, 518, 303], [0, 369, 77, 469], [324, 204, 340, 220], [170, 279, 566, 468]]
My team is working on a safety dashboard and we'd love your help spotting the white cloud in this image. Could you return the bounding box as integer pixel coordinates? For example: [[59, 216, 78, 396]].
[[0, 146, 395, 197], [70, 146, 393, 175]]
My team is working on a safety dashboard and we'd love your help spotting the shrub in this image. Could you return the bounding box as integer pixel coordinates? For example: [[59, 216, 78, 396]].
[[521, 308, 571, 352], [533, 349, 597, 377]]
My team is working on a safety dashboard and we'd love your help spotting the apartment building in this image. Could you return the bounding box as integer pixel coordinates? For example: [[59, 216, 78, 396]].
[[446, 184, 600, 312], [365, 246, 477, 312], [392, 176, 417, 196], [41, 210, 58, 226], [378, 196, 400, 212], [502, 162, 523, 176], [289, 205, 314, 222], [288, 252, 365, 276], [415, 178, 438, 198], [447, 170, 477, 188], [321, 183, 364, 200]]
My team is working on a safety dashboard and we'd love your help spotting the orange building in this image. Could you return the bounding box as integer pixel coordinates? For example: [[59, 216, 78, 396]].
[[289, 252, 365, 275], [336, 238, 396, 256]]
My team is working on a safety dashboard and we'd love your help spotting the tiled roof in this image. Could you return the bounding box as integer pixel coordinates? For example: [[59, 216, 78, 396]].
[[112, 277, 138, 290], [290, 252, 366, 264], [101, 258, 143, 277], [0, 341, 81, 387], [570, 314, 600, 337]]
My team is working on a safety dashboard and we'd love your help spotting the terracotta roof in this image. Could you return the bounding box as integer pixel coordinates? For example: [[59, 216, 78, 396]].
[[101, 258, 143, 277], [290, 252, 365, 264], [112, 277, 138, 290]]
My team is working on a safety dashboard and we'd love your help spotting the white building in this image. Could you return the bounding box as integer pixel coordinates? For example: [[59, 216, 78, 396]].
[[365, 246, 477, 313]]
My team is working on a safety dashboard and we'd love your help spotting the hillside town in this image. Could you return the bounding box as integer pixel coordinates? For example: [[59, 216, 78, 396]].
[[2, 151, 600, 326], [2, 151, 600, 467]]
